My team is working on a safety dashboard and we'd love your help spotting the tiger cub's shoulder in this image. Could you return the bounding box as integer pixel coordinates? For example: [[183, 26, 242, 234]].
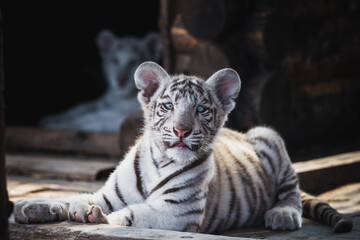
[[216, 126, 284, 147], [215, 127, 248, 145], [213, 126, 281, 161], [213, 127, 254, 158]]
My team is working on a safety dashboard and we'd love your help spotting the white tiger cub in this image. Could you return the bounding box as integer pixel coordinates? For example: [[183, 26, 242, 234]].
[[40, 30, 162, 132], [12, 62, 352, 233]]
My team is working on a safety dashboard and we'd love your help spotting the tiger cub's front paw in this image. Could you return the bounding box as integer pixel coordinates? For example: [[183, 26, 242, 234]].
[[106, 207, 134, 226], [13, 199, 69, 224], [265, 206, 302, 231], [88, 205, 109, 224], [69, 201, 108, 224]]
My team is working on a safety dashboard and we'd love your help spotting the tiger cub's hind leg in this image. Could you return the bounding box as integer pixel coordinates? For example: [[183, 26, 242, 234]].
[[247, 127, 302, 230]]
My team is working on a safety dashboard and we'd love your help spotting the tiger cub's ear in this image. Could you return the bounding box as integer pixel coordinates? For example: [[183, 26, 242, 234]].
[[134, 62, 171, 105], [96, 29, 116, 56], [207, 68, 241, 114]]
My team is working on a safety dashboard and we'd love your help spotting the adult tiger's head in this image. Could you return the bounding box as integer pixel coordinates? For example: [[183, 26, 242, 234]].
[[135, 62, 241, 163]]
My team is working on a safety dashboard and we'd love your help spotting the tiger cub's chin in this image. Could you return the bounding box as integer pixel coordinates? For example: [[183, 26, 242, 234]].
[[166, 147, 197, 163]]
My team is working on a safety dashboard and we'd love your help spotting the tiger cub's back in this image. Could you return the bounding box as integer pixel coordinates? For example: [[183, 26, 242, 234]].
[[202, 127, 283, 233]]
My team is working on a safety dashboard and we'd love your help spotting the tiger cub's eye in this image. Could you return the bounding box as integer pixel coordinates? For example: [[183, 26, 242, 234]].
[[197, 105, 206, 113], [164, 103, 173, 110]]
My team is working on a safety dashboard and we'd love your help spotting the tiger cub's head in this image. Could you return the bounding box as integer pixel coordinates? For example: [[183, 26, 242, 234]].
[[135, 62, 241, 163], [97, 30, 162, 97]]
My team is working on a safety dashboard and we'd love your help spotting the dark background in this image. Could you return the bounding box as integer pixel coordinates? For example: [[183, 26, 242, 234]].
[[2, 1, 360, 161], [169, 0, 360, 160], [2, 1, 160, 126]]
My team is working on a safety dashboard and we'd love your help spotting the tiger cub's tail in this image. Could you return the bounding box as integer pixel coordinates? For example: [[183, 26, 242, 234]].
[[301, 191, 353, 233]]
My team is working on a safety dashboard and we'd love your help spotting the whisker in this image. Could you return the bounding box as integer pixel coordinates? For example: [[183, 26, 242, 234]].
[[163, 137, 177, 141]]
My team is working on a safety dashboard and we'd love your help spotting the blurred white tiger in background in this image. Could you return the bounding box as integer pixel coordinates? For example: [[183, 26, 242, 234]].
[[40, 30, 162, 132], [13, 62, 352, 233]]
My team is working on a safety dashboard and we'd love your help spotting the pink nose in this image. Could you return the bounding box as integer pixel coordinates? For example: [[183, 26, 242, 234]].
[[173, 127, 192, 138]]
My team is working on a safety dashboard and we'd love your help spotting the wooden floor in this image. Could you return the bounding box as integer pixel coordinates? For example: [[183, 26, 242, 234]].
[[7, 175, 360, 239], [6, 150, 360, 239]]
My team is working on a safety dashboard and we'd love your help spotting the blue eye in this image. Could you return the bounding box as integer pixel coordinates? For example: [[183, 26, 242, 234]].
[[197, 106, 206, 113], [164, 103, 173, 110]]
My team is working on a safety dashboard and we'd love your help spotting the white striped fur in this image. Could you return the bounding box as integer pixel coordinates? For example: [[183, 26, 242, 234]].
[[14, 62, 347, 233]]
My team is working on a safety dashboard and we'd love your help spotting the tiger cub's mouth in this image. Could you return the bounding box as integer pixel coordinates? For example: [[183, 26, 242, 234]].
[[168, 140, 200, 152], [171, 141, 189, 149]]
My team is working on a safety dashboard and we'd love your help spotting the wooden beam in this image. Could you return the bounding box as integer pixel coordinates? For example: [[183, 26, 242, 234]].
[[6, 127, 120, 158], [159, 0, 174, 72], [6, 154, 117, 181], [293, 151, 360, 193], [0, 5, 10, 239]]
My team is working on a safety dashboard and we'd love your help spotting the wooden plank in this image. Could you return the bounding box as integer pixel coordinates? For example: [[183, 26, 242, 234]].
[[9, 221, 248, 240], [8, 208, 360, 240], [6, 127, 120, 158], [6, 154, 116, 181], [7, 175, 105, 201], [8, 176, 360, 239], [293, 151, 360, 192], [317, 183, 360, 215]]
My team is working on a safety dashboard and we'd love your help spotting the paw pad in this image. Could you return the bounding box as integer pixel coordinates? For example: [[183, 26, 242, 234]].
[[89, 205, 108, 224]]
